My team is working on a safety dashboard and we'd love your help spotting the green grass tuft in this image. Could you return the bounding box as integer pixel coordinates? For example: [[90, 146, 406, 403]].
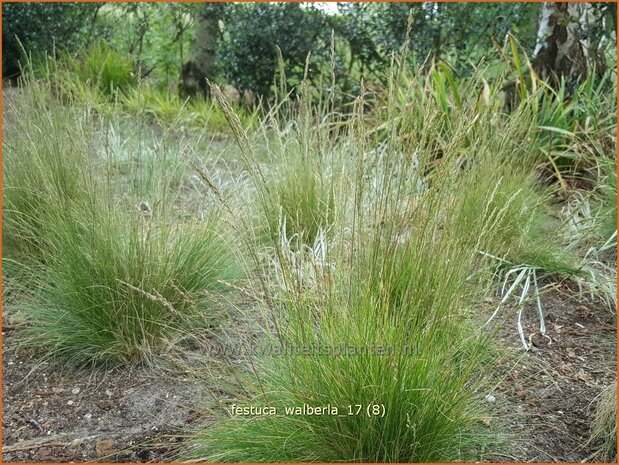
[[22, 205, 239, 366], [4, 70, 242, 366]]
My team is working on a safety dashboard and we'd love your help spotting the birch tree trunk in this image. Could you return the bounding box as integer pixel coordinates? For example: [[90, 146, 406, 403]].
[[532, 2, 608, 87], [532, 2, 587, 85]]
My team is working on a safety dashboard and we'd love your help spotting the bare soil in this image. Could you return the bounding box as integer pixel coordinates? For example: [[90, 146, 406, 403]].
[[487, 284, 616, 463], [2, 328, 210, 462]]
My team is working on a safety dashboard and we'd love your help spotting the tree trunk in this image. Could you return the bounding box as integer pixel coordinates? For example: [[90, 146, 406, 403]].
[[532, 2, 587, 86], [532, 2, 608, 88], [180, 3, 223, 99], [580, 3, 606, 72]]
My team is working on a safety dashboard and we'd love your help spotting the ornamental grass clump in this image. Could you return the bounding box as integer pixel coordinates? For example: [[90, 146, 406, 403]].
[[247, 96, 342, 249], [4, 71, 241, 365], [186, 69, 544, 462], [22, 203, 239, 365], [3, 79, 93, 260]]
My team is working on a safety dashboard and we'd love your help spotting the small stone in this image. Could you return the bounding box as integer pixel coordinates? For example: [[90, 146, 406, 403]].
[[71, 387, 80, 395], [485, 394, 496, 403], [67, 400, 74, 406], [37, 447, 52, 459], [84, 413, 92, 420], [105, 389, 113, 397]]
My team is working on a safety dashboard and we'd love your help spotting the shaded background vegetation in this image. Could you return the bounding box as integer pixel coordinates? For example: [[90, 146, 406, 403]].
[[3, 2, 616, 101]]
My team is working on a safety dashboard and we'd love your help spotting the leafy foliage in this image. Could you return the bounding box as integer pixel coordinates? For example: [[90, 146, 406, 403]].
[[217, 3, 328, 98], [335, 3, 539, 75], [70, 42, 136, 95], [2, 2, 102, 80], [95, 3, 197, 86], [4, 2, 616, 103]]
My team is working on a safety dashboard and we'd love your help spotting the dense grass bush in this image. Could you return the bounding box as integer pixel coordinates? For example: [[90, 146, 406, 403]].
[[455, 158, 580, 276], [22, 204, 238, 365], [68, 41, 136, 96], [503, 42, 616, 187], [121, 85, 186, 123], [533, 71, 617, 181], [184, 57, 616, 460], [121, 83, 257, 132], [25, 43, 136, 108], [3, 73, 241, 365], [388, 66, 580, 277], [560, 161, 617, 260], [25, 51, 258, 135], [254, 126, 340, 248], [3, 83, 93, 259], [185, 71, 569, 461]]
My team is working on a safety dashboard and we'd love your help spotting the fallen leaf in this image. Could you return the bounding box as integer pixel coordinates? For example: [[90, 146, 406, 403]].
[[95, 439, 115, 457], [558, 363, 574, 375]]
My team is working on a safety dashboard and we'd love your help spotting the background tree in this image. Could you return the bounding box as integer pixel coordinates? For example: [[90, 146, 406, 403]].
[[2, 2, 102, 80], [180, 2, 223, 98], [2, 2, 616, 102], [335, 2, 539, 76], [216, 3, 327, 99]]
